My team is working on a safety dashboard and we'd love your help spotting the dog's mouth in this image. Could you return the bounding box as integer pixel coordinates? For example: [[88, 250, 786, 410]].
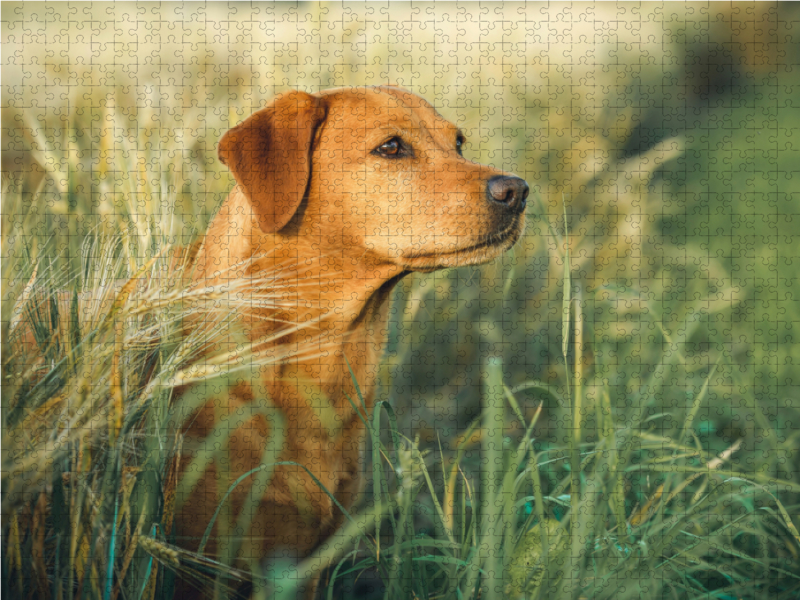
[[399, 216, 524, 271]]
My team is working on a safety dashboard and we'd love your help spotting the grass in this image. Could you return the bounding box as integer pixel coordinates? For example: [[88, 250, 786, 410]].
[[3, 3, 800, 598], [4, 168, 799, 598]]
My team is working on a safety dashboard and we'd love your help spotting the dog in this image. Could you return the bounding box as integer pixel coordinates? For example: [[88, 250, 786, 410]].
[[173, 85, 529, 597]]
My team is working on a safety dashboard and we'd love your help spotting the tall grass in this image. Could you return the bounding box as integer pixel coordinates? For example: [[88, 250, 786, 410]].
[[278, 216, 800, 598], [4, 121, 800, 600], [1, 179, 339, 599]]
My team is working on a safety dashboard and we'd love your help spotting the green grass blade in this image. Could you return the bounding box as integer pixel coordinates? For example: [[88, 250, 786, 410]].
[[481, 356, 505, 600]]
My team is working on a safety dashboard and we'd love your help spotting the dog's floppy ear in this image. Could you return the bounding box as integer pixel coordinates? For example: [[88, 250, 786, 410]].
[[218, 90, 327, 233]]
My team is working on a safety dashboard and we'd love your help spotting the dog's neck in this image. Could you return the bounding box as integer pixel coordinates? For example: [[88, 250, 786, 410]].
[[194, 189, 408, 410]]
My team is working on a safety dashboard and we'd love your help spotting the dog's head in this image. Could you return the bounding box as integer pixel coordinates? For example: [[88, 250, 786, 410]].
[[218, 86, 527, 271]]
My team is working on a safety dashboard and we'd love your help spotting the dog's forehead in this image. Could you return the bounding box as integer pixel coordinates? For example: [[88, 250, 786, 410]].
[[320, 87, 456, 133]]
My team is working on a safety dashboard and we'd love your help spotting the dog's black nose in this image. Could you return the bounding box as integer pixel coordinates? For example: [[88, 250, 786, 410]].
[[486, 176, 529, 214]]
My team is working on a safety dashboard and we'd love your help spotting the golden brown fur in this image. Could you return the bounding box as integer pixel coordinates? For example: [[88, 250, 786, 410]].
[[79, 86, 524, 598]]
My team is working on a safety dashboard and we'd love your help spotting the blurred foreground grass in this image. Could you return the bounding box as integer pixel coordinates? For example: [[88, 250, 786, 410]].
[[3, 3, 800, 599]]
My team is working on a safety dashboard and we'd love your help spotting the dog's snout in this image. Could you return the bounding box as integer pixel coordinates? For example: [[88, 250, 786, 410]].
[[486, 176, 529, 214]]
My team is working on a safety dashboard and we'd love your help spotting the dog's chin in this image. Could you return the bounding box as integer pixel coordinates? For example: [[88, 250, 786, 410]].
[[398, 219, 525, 273]]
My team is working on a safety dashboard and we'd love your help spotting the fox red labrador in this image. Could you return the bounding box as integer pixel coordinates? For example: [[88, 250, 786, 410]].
[[174, 85, 528, 596]]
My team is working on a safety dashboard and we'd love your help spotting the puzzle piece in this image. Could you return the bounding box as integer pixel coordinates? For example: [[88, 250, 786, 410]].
[[2, 3, 799, 600]]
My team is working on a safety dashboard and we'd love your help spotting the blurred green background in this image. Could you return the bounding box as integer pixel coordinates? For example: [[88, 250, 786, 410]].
[[2, 3, 800, 596]]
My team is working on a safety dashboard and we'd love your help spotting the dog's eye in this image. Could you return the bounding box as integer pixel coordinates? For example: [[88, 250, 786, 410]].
[[456, 137, 465, 156], [374, 137, 405, 158]]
